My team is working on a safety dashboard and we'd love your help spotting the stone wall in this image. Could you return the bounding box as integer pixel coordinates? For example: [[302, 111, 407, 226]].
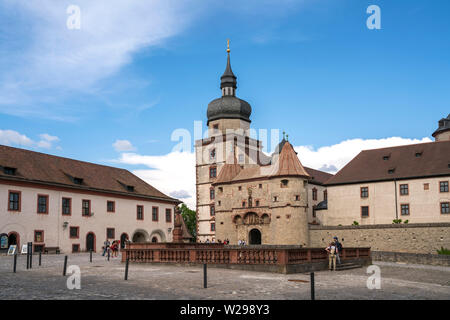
[[371, 251, 450, 267], [309, 223, 450, 254]]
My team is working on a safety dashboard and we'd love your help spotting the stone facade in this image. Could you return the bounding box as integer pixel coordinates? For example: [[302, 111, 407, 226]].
[[318, 177, 450, 226], [309, 223, 450, 254], [0, 182, 177, 254]]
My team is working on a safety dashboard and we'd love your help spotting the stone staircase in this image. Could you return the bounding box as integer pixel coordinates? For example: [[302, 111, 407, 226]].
[[335, 262, 363, 271]]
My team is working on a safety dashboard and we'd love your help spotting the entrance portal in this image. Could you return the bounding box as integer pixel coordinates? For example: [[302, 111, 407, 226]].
[[249, 229, 261, 245], [120, 233, 128, 249], [8, 232, 19, 248], [86, 233, 95, 252]]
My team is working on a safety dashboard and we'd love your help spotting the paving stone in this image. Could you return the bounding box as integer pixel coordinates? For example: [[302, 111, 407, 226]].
[[0, 253, 449, 300]]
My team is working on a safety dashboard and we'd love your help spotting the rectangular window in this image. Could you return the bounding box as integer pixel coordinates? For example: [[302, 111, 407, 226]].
[[82, 200, 91, 216], [8, 191, 21, 211], [107, 201, 115, 213], [210, 149, 216, 160], [440, 181, 449, 193], [361, 206, 369, 217], [312, 188, 317, 201], [360, 187, 369, 198], [273, 196, 278, 202], [106, 228, 115, 239], [34, 230, 44, 243], [166, 209, 172, 222], [210, 223, 215, 232], [424, 183, 429, 190], [72, 244, 80, 253], [259, 184, 262, 189], [401, 204, 410, 216], [62, 197, 71, 215], [69, 226, 79, 239], [324, 190, 328, 201], [137, 205, 144, 220], [210, 205, 215, 216], [400, 184, 409, 195], [37, 195, 49, 214], [441, 202, 450, 214], [209, 167, 217, 178], [256, 200, 260, 206], [152, 207, 159, 221], [210, 188, 215, 200]]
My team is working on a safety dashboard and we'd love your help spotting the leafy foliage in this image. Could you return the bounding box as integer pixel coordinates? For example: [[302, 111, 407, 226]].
[[180, 203, 196, 242], [437, 247, 450, 255]]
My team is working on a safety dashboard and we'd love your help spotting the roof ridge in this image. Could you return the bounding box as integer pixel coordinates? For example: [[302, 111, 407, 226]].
[[0, 144, 129, 172]]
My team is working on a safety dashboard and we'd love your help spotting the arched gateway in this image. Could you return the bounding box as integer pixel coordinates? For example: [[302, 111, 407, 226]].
[[249, 229, 261, 245]]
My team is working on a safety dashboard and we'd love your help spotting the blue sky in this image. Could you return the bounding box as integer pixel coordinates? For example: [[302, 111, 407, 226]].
[[0, 0, 449, 207]]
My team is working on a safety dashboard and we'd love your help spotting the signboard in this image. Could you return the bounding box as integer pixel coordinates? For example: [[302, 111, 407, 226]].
[[21, 244, 28, 254], [0, 234, 8, 249], [7, 245, 16, 255]]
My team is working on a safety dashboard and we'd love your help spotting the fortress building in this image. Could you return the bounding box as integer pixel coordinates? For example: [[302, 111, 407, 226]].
[[195, 43, 331, 245]]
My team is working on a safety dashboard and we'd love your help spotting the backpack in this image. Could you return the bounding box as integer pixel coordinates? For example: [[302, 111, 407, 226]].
[[336, 241, 343, 253]]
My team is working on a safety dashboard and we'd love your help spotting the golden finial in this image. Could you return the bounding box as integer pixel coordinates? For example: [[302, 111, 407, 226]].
[[227, 39, 230, 53]]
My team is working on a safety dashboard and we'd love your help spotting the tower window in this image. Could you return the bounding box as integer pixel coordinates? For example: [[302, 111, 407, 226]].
[[281, 180, 289, 188], [209, 167, 217, 178], [312, 188, 317, 201]]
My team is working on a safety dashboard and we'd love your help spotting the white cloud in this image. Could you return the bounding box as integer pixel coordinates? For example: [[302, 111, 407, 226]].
[[0, 0, 200, 118], [0, 129, 60, 149], [114, 151, 196, 209], [112, 136, 433, 209], [39, 133, 60, 142], [0, 130, 34, 147], [113, 140, 136, 152], [294, 137, 433, 174]]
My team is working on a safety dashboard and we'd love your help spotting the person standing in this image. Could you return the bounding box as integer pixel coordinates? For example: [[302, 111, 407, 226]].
[[333, 237, 342, 265], [102, 239, 110, 256], [325, 242, 337, 271]]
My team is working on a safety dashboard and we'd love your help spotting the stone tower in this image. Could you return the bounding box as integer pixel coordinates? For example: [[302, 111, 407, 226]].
[[195, 42, 264, 243], [432, 114, 450, 141]]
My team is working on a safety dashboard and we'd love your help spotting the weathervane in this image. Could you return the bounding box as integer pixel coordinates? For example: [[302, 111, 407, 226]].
[[227, 39, 230, 53]]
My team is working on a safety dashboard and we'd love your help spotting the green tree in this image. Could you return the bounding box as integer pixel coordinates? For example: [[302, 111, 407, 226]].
[[180, 204, 196, 242]]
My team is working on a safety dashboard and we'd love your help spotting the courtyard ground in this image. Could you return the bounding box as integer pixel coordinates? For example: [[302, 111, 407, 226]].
[[0, 253, 448, 300]]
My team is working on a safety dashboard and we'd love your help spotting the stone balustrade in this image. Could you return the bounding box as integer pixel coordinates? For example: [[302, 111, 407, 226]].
[[121, 243, 371, 273]]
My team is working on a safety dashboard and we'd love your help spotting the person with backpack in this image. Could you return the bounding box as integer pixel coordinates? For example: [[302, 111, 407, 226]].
[[325, 242, 337, 271], [333, 236, 342, 265]]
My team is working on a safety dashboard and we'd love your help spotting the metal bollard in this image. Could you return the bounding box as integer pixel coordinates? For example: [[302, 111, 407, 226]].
[[63, 255, 68, 276], [90, 250, 92, 263], [26, 249, 29, 270], [29, 244, 33, 269], [13, 254, 17, 273], [107, 249, 110, 261], [203, 263, 207, 288], [124, 258, 129, 280], [310, 272, 315, 300], [39, 252, 42, 266]]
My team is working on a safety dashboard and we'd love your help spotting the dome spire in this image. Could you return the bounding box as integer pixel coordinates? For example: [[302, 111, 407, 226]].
[[221, 39, 237, 96]]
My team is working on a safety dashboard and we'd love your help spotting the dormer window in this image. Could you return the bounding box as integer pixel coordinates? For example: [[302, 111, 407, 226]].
[[3, 167, 16, 175], [127, 185, 135, 192], [73, 177, 83, 185], [415, 152, 423, 158], [388, 168, 395, 174], [383, 155, 390, 161]]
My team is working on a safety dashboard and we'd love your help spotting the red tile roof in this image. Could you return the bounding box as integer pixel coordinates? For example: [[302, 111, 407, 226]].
[[0, 145, 179, 203], [325, 140, 450, 186]]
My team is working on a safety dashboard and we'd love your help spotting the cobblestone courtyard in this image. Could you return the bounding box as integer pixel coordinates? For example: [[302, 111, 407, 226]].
[[0, 253, 449, 300]]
